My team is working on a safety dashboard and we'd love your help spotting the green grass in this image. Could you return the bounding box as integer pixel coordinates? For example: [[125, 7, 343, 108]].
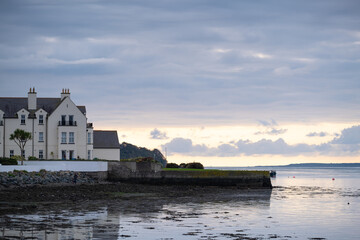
[[162, 168, 219, 171], [162, 168, 270, 177]]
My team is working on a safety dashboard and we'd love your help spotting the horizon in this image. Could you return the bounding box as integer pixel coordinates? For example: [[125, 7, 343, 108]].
[[0, 0, 359, 166]]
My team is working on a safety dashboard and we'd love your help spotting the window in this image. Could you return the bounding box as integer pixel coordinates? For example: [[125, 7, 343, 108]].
[[88, 150, 91, 160], [10, 150, 14, 157], [69, 115, 74, 126], [39, 150, 43, 159], [21, 150, 25, 158], [61, 115, 66, 125], [69, 132, 74, 144], [69, 150, 74, 160], [21, 114, 26, 124], [39, 132, 44, 142], [61, 150, 66, 160], [87, 132, 92, 144], [39, 115, 44, 124], [61, 132, 67, 143]]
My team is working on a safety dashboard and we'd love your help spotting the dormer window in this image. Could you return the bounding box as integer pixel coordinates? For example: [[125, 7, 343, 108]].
[[21, 114, 26, 125], [39, 115, 44, 125]]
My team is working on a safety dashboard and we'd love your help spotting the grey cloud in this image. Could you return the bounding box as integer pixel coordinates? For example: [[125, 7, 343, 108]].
[[331, 125, 360, 144], [150, 128, 168, 140], [162, 125, 360, 157], [255, 120, 286, 135], [255, 128, 287, 136], [306, 132, 328, 137], [258, 119, 278, 127], [0, 1, 359, 126]]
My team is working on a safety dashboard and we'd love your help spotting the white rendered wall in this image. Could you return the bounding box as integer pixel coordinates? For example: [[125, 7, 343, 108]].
[[32, 109, 47, 159], [4, 109, 33, 158], [47, 97, 87, 159], [93, 148, 120, 161], [0, 109, 3, 157], [0, 160, 108, 172]]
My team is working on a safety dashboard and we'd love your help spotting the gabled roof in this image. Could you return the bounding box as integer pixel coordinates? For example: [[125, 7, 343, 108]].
[[93, 130, 120, 149], [0, 97, 86, 117]]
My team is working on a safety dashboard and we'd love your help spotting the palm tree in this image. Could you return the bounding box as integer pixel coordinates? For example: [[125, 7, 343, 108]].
[[9, 129, 32, 165]]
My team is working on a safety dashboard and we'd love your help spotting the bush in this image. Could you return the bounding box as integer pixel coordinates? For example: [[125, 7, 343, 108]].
[[185, 162, 204, 169], [179, 163, 187, 168], [166, 163, 179, 168], [0, 157, 18, 165], [28, 156, 38, 160]]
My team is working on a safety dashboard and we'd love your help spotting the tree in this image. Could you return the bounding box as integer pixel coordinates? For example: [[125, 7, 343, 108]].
[[9, 129, 32, 165]]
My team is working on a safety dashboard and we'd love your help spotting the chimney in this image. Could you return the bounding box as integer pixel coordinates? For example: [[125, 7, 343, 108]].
[[61, 88, 71, 100], [28, 87, 37, 110]]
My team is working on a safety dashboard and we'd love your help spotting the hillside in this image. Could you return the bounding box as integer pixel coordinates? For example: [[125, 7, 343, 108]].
[[120, 142, 167, 167]]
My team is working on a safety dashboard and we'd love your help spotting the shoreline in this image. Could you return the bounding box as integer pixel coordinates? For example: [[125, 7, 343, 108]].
[[0, 181, 272, 202]]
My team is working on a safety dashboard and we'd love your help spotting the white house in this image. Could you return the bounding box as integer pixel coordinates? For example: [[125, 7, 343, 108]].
[[0, 88, 120, 161]]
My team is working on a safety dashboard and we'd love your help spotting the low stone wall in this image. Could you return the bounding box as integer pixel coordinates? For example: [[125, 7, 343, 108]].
[[108, 162, 272, 188], [0, 170, 100, 188]]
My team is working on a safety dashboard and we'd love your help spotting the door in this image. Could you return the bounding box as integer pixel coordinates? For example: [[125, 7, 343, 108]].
[[62, 150, 66, 160]]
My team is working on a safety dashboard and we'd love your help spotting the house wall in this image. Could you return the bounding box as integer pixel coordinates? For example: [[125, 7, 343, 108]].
[[1, 90, 118, 160], [3, 109, 33, 158], [32, 109, 47, 159], [93, 148, 120, 161], [47, 97, 87, 159], [0, 110, 4, 157]]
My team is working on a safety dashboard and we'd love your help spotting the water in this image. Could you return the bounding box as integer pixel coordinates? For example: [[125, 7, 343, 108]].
[[1, 167, 359, 240]]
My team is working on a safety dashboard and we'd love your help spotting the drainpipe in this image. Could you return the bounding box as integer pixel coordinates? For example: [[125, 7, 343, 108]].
[[2, 119, 5, 158], [32, 117, 34, 157], [46, 116, 48, 159]]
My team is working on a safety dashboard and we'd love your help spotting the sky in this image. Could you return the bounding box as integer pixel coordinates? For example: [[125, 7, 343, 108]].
[[0, 0, 359, 166]]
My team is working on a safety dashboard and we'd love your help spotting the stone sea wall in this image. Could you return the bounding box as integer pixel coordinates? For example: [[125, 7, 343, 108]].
[[108, 162, 272, 188]]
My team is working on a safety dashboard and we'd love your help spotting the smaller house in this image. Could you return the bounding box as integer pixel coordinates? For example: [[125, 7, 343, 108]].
[[93, 130, 120, 161]]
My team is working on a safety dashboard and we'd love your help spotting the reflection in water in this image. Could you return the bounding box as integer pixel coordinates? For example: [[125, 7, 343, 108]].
[[0, 189, 272, 239]]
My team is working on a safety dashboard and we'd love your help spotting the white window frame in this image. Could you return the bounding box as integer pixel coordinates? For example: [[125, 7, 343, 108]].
[[39, 132, 44, 142], [87, 132, 92, 144], [10, 150, 14, 157], [21, 114, 26, 124], [61, 132, 67, 144], [69, 132, 75, 144], [39, 150, 44, 159], [39, 115, 44, 125], [87, 150, 91, 160]]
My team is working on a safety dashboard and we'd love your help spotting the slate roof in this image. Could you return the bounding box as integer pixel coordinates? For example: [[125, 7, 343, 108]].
[[93, 130, 120, 149], [0, 97, 86, 117]]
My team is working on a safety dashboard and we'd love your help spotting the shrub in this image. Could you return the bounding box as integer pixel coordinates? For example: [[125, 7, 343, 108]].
[[186, 162, 204, 169], [166, 163, 179, 168], [0, 157, 18, 165], [28, 156, 38, 160], [179, 163, 187, 168]]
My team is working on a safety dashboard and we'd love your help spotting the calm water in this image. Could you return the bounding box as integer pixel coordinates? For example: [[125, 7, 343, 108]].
[[1, 167, 359, 240]]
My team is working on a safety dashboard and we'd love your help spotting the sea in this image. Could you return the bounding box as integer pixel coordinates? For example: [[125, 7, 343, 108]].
[[1, 166, 359, 240]]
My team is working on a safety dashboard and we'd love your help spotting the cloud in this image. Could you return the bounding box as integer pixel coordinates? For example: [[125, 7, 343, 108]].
[[150, 128, 169, 140], [255, 119, 286, 135], [258, 120, 278, 127], [162, 125, 360, 157], [0, 1, 359, 126], [331, 125, 360, 144], [306, 132, 329, 137], [255, 128, 287, 136]]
